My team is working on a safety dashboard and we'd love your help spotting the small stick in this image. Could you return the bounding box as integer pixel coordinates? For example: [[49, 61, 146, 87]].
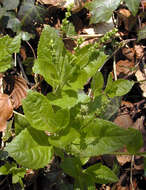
[[130, 155, 135, 190], [113, 55, 117, 80], [25, 41, 37, 59], [13, 110, 26, 118]]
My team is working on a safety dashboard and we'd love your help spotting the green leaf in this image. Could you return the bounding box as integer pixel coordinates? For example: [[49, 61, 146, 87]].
[[33, 25, 65, 89], [105, 72, 113, 93], [67, 69, 88, 90], [18, 0, 46, 27], [86, 0, 121, 23], [0, 162, 14, 175], [10, 167, 26, 185], [88, 95, 107, 114], [7, 18, 21, 32], [85, 163, 118, 184], [84, 52, 107, 77], [126, 128, 143, 153], [5, 128, 53, 169], [47, 89, 78, 109], [3, 0, 19, 10], [124, 0, 140, 16], [22, 91, 54, 131], [72, 118, 139, 157], [0, 162, 25, 186], [52, 108, 70, 132], [75, 173, 96, 190], [14, 114, 29, 135], [91, 71, 104, 96], [75, 45, 91, 67], [0, 150, 8, 160], [49, 127, 80, 148], [106, 79, 134, 98], [68, 51, 107, 90], [0, 34, 21, 72], [0, 36, 12, 72], [23, 91, 70, 132], [138, 26, 146, 41], [61, 157, 82, 178], [63, 22, 76, 37], [8, 33, 21, 54]]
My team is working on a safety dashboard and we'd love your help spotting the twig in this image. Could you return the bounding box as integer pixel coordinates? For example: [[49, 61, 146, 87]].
[[0, 176, 8, 186], [1, 132, 5, 149], [112, 151, 146, 156], [64, 34, 103, 40], [25, 41, 37, 60], [17, 55, 30, 85], [13, 110, 26, 118], [14, 53, 17, 67], [25, 40, 39, 86], [0, 75, 4, 148], [0, 75, 3, 93], [113, 55, 117, 80], [130, 155, 135, 190]]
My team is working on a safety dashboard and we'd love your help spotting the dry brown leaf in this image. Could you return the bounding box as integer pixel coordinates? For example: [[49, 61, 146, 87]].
[[141, 0, 146, 9], [116, 60, 135, 77], [116, 155, 132, 166], [134, 45, 144, 60], [122, 47, 135, 61], [20, 47, 27, 61], [116, 9, 136, 31], [114, 113, 133, 129], [0, 93, 13, 132], [135, 69, 146, 97], [9, 76, 28, 109], [37, 0, 90, 12]]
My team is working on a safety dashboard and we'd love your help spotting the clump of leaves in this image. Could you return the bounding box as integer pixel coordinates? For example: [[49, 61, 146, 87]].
[[0, 162, 26, 188], [86, 0, 140, 24], [0, 0, 46, 33], [2, 25, 144, 189]]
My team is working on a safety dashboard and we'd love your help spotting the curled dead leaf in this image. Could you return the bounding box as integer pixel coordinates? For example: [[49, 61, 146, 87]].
[[116, 155, 132, 166], [37, 0, 90, 12], [141, 0, 146, 9], [9, 76, 28, 109], [116, 8, 136, 31], [0, 93, 13, 132], [122, 47, 135, 61], [134, 45, 144, 60], [135, 69, 146, 97]]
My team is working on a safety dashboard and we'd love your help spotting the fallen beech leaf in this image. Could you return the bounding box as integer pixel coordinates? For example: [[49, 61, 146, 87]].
[[116, 60, 134, 77], [116, 154, 132, 166], [117, 8, 136, 31], [114, 113, 133, 129], [135, 69, 146, 97], [134, 45, 144, 60], [114, 101, 134, 129], [122, 47, 135, 61], [0, 93, 13, 132], [141, 0, 146, 9], [10, 76, 28, 109], [20, 47, 27, 61]]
